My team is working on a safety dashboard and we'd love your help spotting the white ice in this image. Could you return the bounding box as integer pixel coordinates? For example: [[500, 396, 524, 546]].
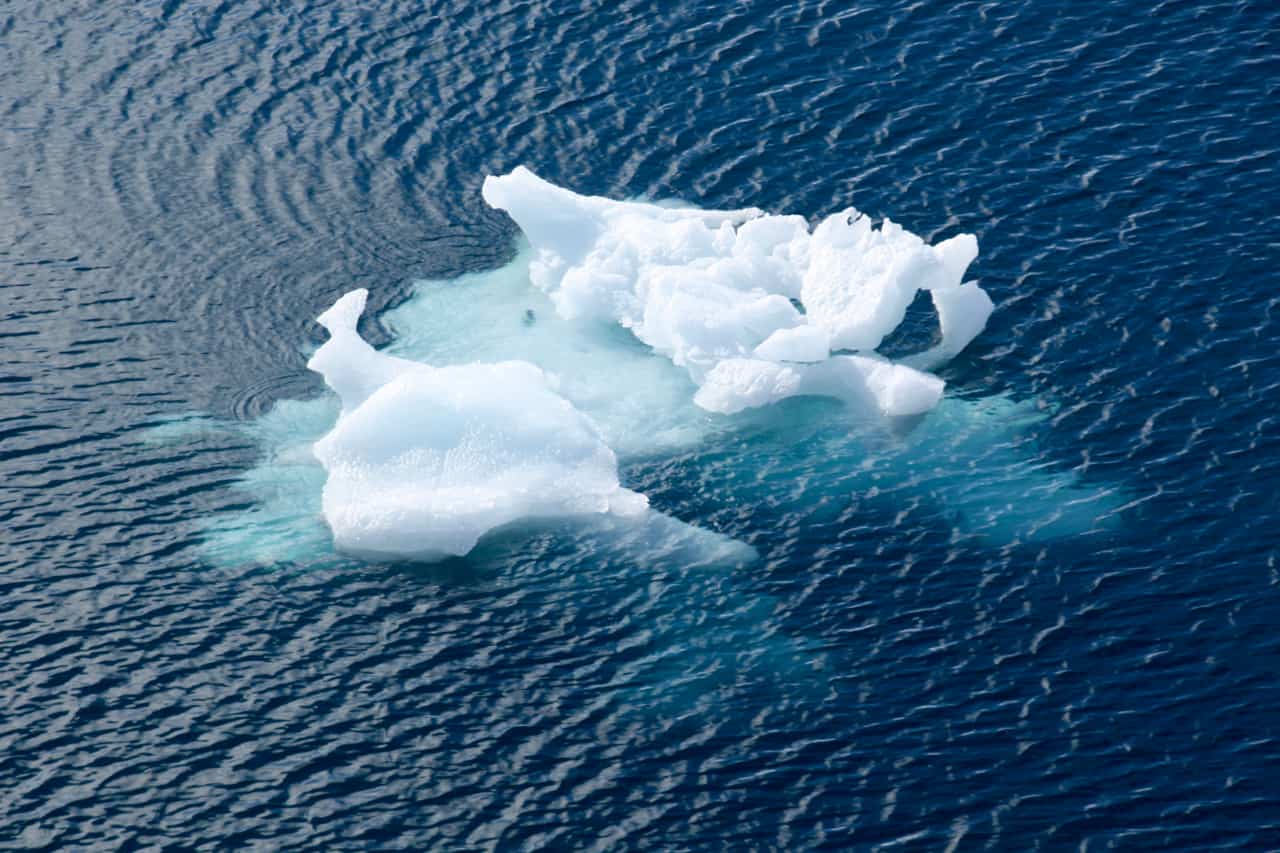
[[195, 258, 1110, 569], [195, 169, 1117, 568], [482, 166, 993, 418], [306, 289, 653, 560]]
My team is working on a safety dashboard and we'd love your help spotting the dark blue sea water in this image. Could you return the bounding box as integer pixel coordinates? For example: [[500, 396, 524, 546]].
[[3, 0, 1279, 848]]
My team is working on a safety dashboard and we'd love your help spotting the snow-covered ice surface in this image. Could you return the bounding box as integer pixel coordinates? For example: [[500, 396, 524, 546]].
[[198, 170, 1117, 564]]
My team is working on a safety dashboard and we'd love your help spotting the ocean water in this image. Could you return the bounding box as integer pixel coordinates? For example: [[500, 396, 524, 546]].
[[2, 0, 1279, 848]]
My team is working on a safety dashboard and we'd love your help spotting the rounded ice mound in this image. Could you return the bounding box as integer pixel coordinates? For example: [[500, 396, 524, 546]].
[[306, 289, 649, 561], [482, 167, 994, 417]]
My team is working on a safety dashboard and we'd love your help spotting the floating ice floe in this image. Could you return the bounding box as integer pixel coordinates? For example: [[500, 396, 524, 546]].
[[306, 288, 652, 560], [266, 170, 1029, 563], [482, 166, 993, 418]]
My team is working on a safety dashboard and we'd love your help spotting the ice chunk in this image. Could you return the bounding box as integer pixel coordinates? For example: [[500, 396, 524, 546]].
[[307, 289, 654, 560], [480, 167, 761, 269], [904, 282, 996, 371], [753, 324, 830, 363], [695, 355, 944, 417], [934, 233, 980, 284], [692, 359, 804, 415], [800, 212, 979, 352], [483, 167, 990, 418], [635, 269, 803, 378], [309, 290, 418, 415]]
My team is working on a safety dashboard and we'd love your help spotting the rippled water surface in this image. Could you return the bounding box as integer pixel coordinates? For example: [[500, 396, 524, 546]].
[[3, 0, 1279, 848]]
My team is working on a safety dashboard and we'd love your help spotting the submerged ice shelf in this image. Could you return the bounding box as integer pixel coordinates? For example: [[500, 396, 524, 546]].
[[225, 168, 1110, 564]]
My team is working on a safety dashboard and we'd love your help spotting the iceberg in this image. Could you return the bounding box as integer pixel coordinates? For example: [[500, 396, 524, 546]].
[[482, 167, 993, 418]]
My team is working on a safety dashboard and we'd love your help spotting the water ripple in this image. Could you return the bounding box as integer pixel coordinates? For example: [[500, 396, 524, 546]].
[[1, 0, 1278, 847]]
